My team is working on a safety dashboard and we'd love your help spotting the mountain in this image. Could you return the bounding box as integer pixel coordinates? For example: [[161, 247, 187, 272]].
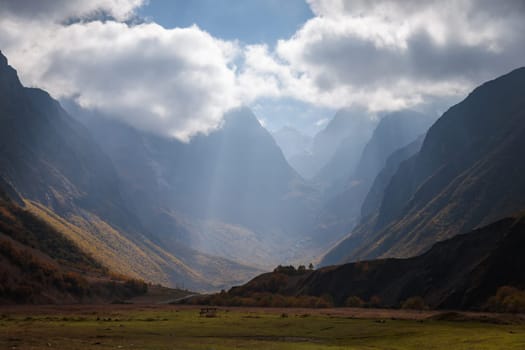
[[317, 110, 434, 196], [360, 136, 424, 220], [71, 106, 321, 268], [0, 51, 258, 291], [0, 51, 135, 230], [217, 212, 525, 310], [271, 126, 312, 165], [353, 110, 435, 190], [289, 109, 377, 179], [0, 189, 148, 304], [324, 67, 525, 264], [310, 112, 432, 258]]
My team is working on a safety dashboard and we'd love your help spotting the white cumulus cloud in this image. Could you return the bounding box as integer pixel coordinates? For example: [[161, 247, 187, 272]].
[[0, 0, 241, 141], [0, 0, 524, 139], [238, 0, 525, 112]]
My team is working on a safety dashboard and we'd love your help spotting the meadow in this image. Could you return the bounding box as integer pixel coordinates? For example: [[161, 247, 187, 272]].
[[1, 306, 525, 349]]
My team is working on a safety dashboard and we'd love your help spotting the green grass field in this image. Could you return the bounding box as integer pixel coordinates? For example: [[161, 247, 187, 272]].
[[1, 307, 525, 349]]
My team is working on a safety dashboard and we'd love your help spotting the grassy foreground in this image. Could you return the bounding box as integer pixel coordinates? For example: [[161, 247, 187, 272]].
[[1, 306, 525, 349]]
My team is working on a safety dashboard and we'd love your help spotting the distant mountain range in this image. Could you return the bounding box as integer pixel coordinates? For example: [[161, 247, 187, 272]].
[[287, 109, 377, 179], [271, 126, 312, 165], [72, 106, 322, 268]]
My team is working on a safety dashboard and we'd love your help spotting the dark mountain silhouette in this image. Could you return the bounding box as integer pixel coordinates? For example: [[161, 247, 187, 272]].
[[324, 66, 525, 264], [213, 212, 525, 310]]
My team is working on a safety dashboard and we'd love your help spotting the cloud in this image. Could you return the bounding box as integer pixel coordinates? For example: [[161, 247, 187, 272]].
[[0, 0, 145, 22], [239, 0, 525, 111], [0, 0, 524, 139], [0, 1, 241, 141]]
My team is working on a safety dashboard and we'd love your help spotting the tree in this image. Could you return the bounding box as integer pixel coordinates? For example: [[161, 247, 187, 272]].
[[308, 263, 314, 270], [345, 295, 364, 307], [402, 296, 427, 310]]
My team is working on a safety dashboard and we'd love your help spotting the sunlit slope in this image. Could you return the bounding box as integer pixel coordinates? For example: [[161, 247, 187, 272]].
[[26, 201, 259, 290], [0, 191, 147, 303]]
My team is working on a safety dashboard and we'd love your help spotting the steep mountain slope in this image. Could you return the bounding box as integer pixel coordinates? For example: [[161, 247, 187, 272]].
[[311, 112, 432, 257], [0, 51, 257, 291], [360, 136, 424, 220], [213, 213, 525, 310], [0, 52, 135, 231], [320, 136, 426, 265], [318, 110, 433, 197], [325, 67, 525, 264], [353, 110, 435, 190], [0, 190, 148, 304]]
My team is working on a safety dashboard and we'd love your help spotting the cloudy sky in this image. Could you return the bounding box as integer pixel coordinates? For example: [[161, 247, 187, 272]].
[[0, 0, 524, 139]]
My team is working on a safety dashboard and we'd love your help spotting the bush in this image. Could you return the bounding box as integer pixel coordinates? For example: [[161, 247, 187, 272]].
[[486, 286, 525, 313], [272, 265, 309, 276], [401, 296, 427, 310], [368, 295, 382, 308], [123, 279, 148, 295], [345, 295, 364, 307]]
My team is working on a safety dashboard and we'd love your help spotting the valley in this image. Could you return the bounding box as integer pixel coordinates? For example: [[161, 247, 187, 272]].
[[1, 1, 525, 348]]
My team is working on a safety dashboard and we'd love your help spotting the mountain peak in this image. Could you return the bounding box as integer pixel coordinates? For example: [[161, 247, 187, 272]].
[[0, 50, 7, 66], [0, 50, 23, 92], [221, 107, 264, 133]]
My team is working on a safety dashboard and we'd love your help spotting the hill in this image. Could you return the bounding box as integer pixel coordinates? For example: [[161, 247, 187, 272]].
[[196, 213, 525, 310]]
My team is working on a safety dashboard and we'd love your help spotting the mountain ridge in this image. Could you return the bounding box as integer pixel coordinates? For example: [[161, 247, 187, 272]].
[[323, 66, 525, 265]]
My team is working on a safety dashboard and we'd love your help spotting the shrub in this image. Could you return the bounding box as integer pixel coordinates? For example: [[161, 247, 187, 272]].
[[368, 295, 382, 308], [401, 296, 427, 310], [345, 295, 364, 307], [486, 286, 525, 313], [123, 279, 148, 295]]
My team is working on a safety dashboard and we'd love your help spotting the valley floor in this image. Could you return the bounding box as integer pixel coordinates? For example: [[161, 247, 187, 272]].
[[1, 305, 525, 349]]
